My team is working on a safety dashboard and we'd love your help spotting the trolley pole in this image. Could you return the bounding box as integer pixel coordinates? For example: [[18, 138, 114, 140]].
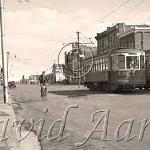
[[0, 0, 9, 103], [76, 31, 80, 87]]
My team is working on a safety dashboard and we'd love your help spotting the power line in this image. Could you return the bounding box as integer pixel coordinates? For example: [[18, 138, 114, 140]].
[[17, 0, 29, 3], [99, 0, 133, 21], [17, 0, 73, 13], [26, 0, 51, 9], [81, 0, 147, 39], [122, 0, 145, 18], [16, 0, 33, 10], [81, 0, 133, 32]]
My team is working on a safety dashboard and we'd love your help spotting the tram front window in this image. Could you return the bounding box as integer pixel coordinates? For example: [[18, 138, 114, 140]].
[[126, 56, 139, 69]]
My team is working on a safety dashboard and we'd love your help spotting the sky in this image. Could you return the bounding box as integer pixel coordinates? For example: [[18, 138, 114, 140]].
[[1, 0, 150, 81]]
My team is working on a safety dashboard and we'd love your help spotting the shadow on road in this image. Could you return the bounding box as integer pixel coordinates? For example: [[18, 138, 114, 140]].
[[48, 89, 104, 97], [48, 89, 150, 97]]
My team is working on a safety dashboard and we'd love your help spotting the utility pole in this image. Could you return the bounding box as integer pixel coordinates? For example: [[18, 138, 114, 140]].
[[76, 31, 80, 87], [0, 0, 9, 103], [7, 52, 10, 81]]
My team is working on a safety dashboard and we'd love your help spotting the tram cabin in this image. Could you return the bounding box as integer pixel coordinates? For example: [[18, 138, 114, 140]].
[[145, 50, 150, 88], [83, 48, 145, 91]]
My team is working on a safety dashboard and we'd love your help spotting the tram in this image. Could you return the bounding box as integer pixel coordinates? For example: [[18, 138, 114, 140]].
[[82, 48, 145, 91], [145, 49, 150, 88]]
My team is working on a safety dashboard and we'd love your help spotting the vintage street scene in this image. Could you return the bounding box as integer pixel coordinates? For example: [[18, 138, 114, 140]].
[[1, 0, 150, 150]]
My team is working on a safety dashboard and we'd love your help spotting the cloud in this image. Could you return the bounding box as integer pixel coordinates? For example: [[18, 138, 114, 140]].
[[4, 7, 97, 80], [4, 1, 150, 80]]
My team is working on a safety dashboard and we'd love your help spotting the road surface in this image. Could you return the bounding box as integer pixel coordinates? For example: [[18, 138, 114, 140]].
[[10, 84, 150, 150]]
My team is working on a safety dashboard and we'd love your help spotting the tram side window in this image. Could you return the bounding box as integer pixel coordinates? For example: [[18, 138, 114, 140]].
[[106, 58, 108, 70], [146, 56, 150, 69], [126, 56, 139, 69], [100, 59, 102, 71], [111, 56, 114, 70], [98, 60, 100, 71], [96, 60, 98, 71], [92, 62, 94, 72], [94, 62, 96, 72], [102, 59, 104, 70], [118, 55, 125, 69], [104, 58, 107, 70], [140, 55, 144, 69], [112, 56, 117, 70], [97, 60, 99, 71]]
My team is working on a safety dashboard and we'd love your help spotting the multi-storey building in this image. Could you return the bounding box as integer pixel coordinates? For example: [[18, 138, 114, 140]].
[[64, 42, 97, 84], [95, 23, 150, 54], [95, 23, 126, 54], [119, 25, 150, 50]]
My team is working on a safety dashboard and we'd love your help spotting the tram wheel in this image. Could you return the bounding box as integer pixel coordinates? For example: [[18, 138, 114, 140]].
[[110, 84, 120, 92], [88, 83, 95, 91], [102, 83, 111, 92]]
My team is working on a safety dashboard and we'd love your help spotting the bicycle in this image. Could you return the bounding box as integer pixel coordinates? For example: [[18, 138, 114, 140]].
[[41, 84, 47, 97]]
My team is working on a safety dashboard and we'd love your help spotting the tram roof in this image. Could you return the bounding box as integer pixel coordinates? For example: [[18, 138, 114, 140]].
[[109, 48, 145, 54], [84, 48, 145, 61]]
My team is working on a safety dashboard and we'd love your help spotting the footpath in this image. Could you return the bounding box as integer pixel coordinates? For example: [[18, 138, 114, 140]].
[[0, 86, 41, 150], [0, 86, 16, 150]]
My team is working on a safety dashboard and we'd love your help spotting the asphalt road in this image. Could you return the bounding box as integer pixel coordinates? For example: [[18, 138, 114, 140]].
[[10, 84, 150, 150]]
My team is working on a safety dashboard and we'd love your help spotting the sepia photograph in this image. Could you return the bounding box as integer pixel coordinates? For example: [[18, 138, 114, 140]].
[[0, 0, 150, 149]]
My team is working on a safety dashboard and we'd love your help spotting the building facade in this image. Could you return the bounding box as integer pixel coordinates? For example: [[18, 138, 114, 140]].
[[64, 42, 97, 84], [119, 25, 150, 50], [95, 23, 150, 54], [64, 42, 81, 84], [95, 23, 126, 54]]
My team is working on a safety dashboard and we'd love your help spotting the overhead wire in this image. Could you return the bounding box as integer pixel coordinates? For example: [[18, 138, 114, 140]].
[[82, 0, 148, 43], [17, 0, 133, 34], [121, 0, 145, 21], [16, 0, 75, 13], [99, 0, 133, 21], [10, 0, 150, 55], [80, 0, 133, 33], [16, 0, 33, 10]]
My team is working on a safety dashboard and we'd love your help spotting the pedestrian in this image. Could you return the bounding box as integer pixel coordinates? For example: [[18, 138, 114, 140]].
[[38, 71, 48, 97]]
